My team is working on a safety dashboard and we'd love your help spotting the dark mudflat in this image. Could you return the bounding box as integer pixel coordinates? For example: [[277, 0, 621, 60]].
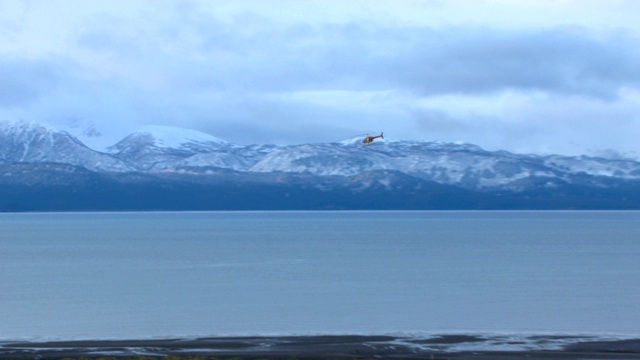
[[2, 335, 640, 359]]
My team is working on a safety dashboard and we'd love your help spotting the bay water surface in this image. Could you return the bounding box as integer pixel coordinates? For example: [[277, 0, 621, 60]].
[[1, 211, 639, 345]]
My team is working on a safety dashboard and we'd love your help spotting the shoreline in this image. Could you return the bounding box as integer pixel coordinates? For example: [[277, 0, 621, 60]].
[[2, 335, 640, 359]]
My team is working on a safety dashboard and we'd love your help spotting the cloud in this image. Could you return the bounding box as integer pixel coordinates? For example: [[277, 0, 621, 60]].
[[0, 58, 63, 107], [77, 16, 640, 99], [249, 24, 640, 99], [57, 0, 640, 100], [387, 27, 640, 98], [410, 89, 640, 155]]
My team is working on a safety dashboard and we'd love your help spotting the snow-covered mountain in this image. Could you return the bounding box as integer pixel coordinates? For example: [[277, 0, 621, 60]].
[[247, 138, 640, 190], [108, 125, 231, 154], [0, 121, 132, 172], [106, 125, 241, 171], [2, 120, 640, 195]]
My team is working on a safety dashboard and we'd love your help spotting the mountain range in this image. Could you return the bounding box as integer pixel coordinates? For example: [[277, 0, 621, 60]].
[[1, 120, 639, 211]]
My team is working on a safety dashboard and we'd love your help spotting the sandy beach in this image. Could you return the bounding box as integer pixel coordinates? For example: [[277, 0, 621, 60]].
[[2, 335, 640, 359]]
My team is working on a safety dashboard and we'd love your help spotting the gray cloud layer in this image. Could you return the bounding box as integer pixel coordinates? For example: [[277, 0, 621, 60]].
[[0, 58, 64, 107], [66, 9, 640, 97]]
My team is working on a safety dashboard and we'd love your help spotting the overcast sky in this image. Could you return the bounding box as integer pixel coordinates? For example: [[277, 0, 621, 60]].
[[1, 0, 640, 157]]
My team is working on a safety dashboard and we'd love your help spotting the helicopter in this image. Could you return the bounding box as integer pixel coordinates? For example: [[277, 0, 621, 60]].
[[362, 132, 384, 145]]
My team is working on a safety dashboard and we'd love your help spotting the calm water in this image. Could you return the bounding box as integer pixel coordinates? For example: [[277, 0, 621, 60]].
[[1, 211, 639, 341]]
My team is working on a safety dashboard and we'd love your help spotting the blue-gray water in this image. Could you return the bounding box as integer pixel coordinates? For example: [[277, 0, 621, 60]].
[[1, 211, 639, 341]]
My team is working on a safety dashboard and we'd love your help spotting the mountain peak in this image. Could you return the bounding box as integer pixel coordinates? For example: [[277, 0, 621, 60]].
[[0, 120, 61, 135], [136, 125, 230, 148], [108, 125, 233, 157], [0, 120, 133, 172]]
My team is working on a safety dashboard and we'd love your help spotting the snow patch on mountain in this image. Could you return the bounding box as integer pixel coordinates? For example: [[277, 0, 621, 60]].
[[176, 144, 283, 172], [137, 125, 230, 149], [544, 155, 640, 179], [108, 125, 232, 154], [250, 143, 388, 176]]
